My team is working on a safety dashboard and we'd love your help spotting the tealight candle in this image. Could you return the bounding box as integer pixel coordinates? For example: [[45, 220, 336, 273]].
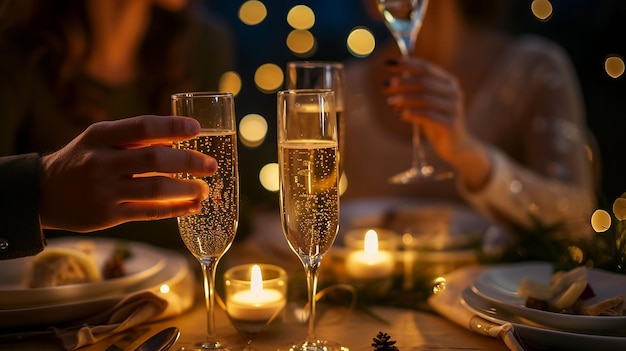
[[225, 264, 287, 321], [345, 230, 395, 279]]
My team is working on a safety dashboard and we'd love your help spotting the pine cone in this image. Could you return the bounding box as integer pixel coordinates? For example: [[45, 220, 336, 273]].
[[371, 332, 399, 351]]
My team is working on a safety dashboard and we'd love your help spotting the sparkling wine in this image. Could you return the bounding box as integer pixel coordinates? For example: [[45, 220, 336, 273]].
[[175, 130, 239, 258], [279, 140, 339, 258], [378, 0, 428, 56]]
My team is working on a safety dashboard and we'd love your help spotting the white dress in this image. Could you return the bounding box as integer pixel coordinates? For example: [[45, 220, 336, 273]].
[[343, 35, 596, 240]]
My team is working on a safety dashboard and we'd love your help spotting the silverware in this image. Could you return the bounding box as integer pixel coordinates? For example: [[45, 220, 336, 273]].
[[135, 327, 180, 351], [106, 327, 180, 351]]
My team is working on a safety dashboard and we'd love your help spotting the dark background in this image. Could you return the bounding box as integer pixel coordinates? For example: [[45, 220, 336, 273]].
[[203, 0, 626, 219]]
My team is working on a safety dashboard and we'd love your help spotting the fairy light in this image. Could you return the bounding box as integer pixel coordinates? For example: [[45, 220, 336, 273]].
[[239, 114, 268, 148], [347, 27, 376, 58], [238, 0, 267, 26], [259, 163, 279, 192], [605, 55, 625, 79], [254, 63, 284, 93], [287, 5, 315, 30], [287, 30, 317, 57], [531, 0, 553, 21], [219, 71, 242, 96]]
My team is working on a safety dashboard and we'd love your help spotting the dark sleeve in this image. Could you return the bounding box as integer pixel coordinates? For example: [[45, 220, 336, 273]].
[[0, 153, 45, 259]]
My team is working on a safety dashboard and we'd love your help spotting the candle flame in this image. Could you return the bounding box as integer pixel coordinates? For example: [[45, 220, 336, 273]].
[[364, 229, 379, 255], [250, 264, 264, 296]]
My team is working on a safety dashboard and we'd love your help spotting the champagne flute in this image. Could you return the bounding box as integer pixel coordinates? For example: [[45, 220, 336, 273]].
[[172, 92, 239, 350], [377, 0, 453, 183], [286, 61, 346, 183], [276, 89, 346, 351]]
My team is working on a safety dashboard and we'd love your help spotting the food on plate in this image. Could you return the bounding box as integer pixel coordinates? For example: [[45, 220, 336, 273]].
[[517, 266, 625, 316], [25, 246, 102, 288], [25, 240, 131, 287]]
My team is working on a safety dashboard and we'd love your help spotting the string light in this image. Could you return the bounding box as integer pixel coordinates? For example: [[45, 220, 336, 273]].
[[347, 27, 376, 58], [259, 163, 280, 192], [531, 0, 553, 21], [238, 0, 267, 26], [605, 55, 625, 79]]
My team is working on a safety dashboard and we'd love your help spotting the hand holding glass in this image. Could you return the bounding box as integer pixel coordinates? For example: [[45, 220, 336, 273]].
[[377, 0, 453, 182], [277, 89, 345, 351], [172, 92, 239, 350]]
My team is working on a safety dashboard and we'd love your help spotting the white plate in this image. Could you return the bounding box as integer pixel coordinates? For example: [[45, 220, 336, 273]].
[[0, 238, 166, 309], [0, 245, 190, 329], [472, 262, 626, 332], [462, 287, 626, 351]]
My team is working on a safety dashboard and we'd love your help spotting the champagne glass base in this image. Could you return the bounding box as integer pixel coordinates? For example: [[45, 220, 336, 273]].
[[388, 166, 453, 184], [278, 339, 349, 351]]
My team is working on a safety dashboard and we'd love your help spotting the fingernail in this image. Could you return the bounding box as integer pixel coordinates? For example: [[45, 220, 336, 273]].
[[185, 119, 200, 135], [205, 158, 217, 173], [188, 201, 202, 214], [200, 182, 210, 198]]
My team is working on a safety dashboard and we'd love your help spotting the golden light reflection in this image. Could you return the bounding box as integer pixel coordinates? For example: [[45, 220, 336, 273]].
[[591, 209, 611, 233], [239, 113, 268, 148], [238, 0, 267, 26], [339, 172, 348, 196], [287, 30, 317, 57], [259, 163, 279, 192], [287, 5, 315, 30], [531, 0, 553, 21], [159, 284, 171, 294], [347, 27, 376, 58], [254, 63, 284, 93], [605, 55, 625, 79], [219, 71, 242, 96]]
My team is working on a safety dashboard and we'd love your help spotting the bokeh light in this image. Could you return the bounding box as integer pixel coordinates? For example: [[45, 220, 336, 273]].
[[287, 5, 315, 30], [238, 0, 267, 26], [259, 163, 280, 192], [218, 71, 242, 96], [605, 55, 625, 79], [254, 63, 284, 93], [339, 172, 348, 196], [239, 113, 268, 148], [531, 0, 553, 21], [286, 30, 317, 57], [347, 27, 376, 57]]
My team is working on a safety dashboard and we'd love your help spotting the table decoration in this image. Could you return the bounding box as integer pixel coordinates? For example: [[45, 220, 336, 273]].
[[223, 264, 287, 349], [345, 229, 395, 280]]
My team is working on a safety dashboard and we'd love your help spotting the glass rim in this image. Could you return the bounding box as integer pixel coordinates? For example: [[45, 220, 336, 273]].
[[171, 91, 233, 99], [277, 88, 334, 96], [287, 61, 344, 69]]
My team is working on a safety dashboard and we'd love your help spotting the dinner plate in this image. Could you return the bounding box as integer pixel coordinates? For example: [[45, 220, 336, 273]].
[[472, 262, 626, 332], [0, 237, 166, 309], [0, 244, 190, 329], [462, 287, 626, 351]]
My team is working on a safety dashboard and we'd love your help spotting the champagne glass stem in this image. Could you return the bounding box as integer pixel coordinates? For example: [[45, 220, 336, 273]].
[[303, 259, 321, 342], [200, 257, 222, 349]]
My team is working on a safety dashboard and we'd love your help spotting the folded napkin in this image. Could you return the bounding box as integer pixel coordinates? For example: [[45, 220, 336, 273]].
[[427, 265, 526, 351], [55, 272, 194, 350]]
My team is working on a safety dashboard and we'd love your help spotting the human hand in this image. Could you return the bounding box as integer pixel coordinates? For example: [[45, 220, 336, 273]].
[[39, 115, 217, 232], [384, 58, 491, 189]]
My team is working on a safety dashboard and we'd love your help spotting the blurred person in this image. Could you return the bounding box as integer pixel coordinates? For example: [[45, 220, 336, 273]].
[[0, 115, 217, 260], [0, 0, 235, 250], [344, 0, 596, 243]]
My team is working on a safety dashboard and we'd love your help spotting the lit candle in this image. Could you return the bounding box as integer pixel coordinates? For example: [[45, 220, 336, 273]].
[[226, 265, 286, 321], [345, 230, 395, 279]]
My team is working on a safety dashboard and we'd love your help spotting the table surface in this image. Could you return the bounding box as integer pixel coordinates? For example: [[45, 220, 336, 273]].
[[2, 290, 509, 351]]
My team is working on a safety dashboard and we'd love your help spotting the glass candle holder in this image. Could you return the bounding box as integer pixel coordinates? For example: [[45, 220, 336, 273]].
[[343, 228, 399, 297], [224, 264, 287, 349]]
